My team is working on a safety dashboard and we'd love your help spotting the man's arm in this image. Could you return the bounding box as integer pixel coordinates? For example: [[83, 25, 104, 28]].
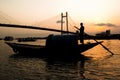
[[74, 26, 79, 30]]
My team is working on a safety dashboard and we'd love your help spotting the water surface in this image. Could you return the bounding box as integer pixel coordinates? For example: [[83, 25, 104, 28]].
[[0, 40, 120, 80]]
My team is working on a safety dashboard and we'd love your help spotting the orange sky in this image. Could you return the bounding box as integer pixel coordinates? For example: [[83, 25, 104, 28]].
[[0, 0, 120, 36]]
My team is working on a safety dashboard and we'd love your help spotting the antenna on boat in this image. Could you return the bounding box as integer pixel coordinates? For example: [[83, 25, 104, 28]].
[[61, 12, 69, 35]]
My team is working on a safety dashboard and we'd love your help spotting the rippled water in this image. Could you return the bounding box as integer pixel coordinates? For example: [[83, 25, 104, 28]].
[[0, 40, 120, 80]]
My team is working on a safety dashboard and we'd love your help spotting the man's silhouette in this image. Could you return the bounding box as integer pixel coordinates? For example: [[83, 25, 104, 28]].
[[79, 22, 84, 44]]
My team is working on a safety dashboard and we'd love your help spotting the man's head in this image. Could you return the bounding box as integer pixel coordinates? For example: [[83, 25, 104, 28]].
[[80, 22, 83, 26]]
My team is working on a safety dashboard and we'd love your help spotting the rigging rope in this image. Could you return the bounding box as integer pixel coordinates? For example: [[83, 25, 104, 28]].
[[33, 14, 60, 27], [68, 15, 79, 32], [0, 11, 20, 24]]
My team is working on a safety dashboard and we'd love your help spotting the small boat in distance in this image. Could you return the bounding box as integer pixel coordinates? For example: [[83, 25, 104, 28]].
[[17, 37, 36, 42]]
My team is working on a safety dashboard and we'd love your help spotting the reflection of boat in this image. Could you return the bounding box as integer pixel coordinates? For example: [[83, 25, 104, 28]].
[[5, 34, 102, 59]]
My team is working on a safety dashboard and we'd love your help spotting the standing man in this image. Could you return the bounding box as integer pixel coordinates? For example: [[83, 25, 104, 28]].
[[79, 22, 85, 44]]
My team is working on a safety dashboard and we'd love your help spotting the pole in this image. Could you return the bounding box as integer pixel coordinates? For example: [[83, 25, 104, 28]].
[[61, 13, 63, 35], [66, 12, 69, 33]]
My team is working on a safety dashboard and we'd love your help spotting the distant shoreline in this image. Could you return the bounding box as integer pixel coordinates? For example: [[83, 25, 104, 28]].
[[0, 34, 120, 41], [84, 36, 120, 40]]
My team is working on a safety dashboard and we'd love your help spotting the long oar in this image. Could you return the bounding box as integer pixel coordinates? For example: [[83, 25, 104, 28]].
[[93, 39, 114, 55], [74, 26, 114, 55], [0, 23, 75, 34]]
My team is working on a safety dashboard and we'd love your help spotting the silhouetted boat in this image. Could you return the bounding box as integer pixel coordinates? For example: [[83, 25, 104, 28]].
[[5, 34, 102, 59]]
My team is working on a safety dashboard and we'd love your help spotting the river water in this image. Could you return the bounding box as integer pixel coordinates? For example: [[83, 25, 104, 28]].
[[0, 40, 120, 80]]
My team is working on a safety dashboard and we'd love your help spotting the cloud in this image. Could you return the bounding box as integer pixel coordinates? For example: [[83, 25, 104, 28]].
[[95, 23, 117, 27]]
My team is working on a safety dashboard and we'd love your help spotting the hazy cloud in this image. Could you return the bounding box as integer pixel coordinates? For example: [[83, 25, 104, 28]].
[[95, 23, 117, 27]]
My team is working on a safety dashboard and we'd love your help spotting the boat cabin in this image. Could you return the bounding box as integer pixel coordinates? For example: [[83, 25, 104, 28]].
[[46, 34, 78, 49]]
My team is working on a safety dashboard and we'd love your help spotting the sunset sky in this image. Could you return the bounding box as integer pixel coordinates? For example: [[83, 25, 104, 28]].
[[0, 0, 120, 36]]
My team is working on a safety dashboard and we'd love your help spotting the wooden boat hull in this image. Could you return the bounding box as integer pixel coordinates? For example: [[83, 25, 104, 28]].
[[5, 41, 102, 59]]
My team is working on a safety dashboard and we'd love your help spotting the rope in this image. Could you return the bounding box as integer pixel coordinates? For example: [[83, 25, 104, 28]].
[[0, 11, 20, 24]]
